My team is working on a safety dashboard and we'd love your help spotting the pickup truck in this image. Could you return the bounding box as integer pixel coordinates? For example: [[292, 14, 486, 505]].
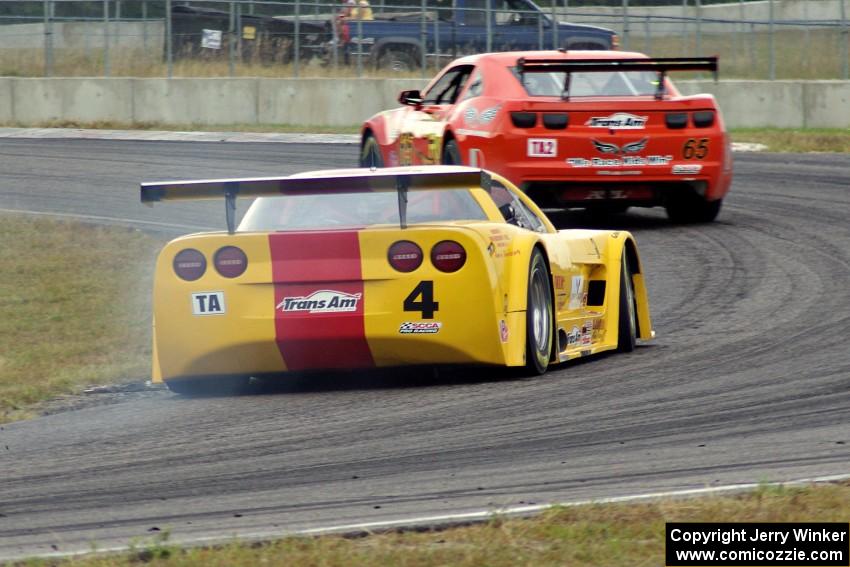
[[335, 0, 618, 71]]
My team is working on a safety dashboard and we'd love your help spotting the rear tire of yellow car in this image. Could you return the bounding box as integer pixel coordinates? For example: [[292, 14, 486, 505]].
[[165, 376, 250, 397], [524, 249, 554, 375], [665, 195, 722, 223], [359, 135, 384, 168], [441, 140, 462, 165], [617, 252, 637, 353]]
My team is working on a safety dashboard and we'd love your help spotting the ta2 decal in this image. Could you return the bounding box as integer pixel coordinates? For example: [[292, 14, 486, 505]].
[[528, 138, 558, 158]]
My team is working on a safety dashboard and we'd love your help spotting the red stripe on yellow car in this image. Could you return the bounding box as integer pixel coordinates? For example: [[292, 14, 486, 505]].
[[269, 231, 375, 371]]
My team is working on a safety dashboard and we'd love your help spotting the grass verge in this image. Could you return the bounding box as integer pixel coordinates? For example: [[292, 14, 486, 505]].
[[1, 28, 849, 80], [22, 481, 850, 566], [731, 128, 850, 153], [0, 214, 165, 423]]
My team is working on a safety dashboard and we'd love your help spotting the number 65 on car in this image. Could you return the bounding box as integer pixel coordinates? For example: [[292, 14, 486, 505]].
[[140, 166, 654, 395]]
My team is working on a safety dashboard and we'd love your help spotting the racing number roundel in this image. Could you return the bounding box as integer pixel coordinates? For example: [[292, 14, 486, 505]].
[[683, 138, 710, 160], [404, 281, 439, 319]]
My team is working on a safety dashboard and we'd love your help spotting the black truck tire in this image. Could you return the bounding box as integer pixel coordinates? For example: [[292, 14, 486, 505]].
[[377, 48, 418, 72]]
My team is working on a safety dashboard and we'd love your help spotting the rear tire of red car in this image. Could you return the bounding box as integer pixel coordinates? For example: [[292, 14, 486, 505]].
[[523, 249, 553, 376], [665, 195, 722, 223], [165, 376, 250, 397], [359, 135, 384, 168], [617, 251, 637, 353], [441, 139, 462, 165]]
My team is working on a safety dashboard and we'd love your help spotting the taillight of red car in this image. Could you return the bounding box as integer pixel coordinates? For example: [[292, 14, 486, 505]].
[[431, 241, 466, 273], [214, 246, 248, 278], [388, 240, 423, 272], [173, 248, 206, 281]]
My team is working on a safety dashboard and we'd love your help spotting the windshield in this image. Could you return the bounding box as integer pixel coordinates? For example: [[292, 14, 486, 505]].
[[515, 70, 660, 97], [239, 188, 488, 231]]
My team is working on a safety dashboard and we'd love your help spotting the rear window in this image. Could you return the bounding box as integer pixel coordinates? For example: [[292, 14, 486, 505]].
[[239, 188, 488, 232], [514, 69, 660, 97]]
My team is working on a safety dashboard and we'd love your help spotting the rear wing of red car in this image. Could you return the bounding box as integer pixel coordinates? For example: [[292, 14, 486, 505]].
[[140, 167, 492, 233], [516, 56, 718, 100]]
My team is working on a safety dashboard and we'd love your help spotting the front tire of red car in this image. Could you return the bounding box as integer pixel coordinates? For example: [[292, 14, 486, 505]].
[[359, 134, 384, 168], [665, 195, 723, 223], [165, 376, 251, 397], [441, 139, 462, 165]]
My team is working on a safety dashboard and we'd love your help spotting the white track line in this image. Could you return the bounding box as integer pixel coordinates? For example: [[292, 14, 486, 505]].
[[11, 472, 850, 562], [0, 207, 214, 231], [0, 127, 766, 151]]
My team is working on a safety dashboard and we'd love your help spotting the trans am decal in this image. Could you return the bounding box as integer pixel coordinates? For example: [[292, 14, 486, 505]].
[[277, 290, 361, 314], [585, 112, 648, 129], [270, 231, 374, 371]]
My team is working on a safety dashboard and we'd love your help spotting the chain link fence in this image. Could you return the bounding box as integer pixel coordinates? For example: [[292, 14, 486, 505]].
[[0, 0, 847, 79]]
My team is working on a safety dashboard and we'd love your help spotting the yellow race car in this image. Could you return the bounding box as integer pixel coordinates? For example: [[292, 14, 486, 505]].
[[141, 166, 653, 395]]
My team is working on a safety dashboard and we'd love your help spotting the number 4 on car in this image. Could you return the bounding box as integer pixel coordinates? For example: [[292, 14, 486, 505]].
[[141, 166, 654, 395]]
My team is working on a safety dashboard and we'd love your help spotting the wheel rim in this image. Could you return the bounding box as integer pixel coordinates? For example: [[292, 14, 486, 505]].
[[529, 266, 551, 354]]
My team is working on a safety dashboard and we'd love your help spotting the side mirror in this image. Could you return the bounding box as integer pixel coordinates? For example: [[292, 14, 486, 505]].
[[398, 89, 423, 107]]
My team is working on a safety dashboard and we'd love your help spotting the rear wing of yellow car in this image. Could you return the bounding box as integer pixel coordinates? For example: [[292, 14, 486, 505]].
[[516, 56, 718, 100], [141, 167, 492, 233]]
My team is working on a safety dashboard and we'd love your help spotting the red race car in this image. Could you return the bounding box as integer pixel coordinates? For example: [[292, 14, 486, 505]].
[[360, 50, 732, 222]]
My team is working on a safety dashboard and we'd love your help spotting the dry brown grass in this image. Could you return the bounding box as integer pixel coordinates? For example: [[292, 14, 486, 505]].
[[0, 46, 426, 78], [22, 481, 850, 566], [732, 128, 850, 153], [0, 214, 165, 422], [1, 28, 847, 79], [623, 28, 848, 80]]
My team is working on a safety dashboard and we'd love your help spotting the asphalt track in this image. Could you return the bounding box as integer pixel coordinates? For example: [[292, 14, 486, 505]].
[[0, 139, 848, 559]]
